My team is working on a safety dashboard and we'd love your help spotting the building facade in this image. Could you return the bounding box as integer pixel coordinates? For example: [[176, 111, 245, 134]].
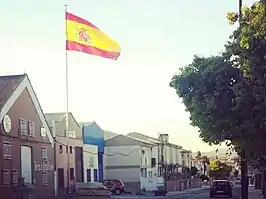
[[104, 135, 155, 191], [127, 132, 183, 176], [45, 112, 83, 195], [181, 149, 192, 168], [80, 121, 104, 182], [0, 74, 55, 198], [83, 144, 98, 182]]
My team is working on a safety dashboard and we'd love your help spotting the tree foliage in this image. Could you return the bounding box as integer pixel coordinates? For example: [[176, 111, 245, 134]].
[[209, 160, 232, 179], [226, 1, 266, 168], [170, 54, 243, 145], [170, 0, 266, 169]]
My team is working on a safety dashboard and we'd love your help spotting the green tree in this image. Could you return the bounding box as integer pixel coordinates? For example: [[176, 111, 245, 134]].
[[209, 160, 232, 179], [170, 54, 243, 145], [169, 53, 251, 197], [170, 1, 266, 198], [226, 1, 266, 170]]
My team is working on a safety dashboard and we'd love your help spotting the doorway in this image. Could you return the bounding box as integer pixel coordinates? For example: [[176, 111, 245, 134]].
[[20, 146, 32, 184], [58, 168, 65, 195]]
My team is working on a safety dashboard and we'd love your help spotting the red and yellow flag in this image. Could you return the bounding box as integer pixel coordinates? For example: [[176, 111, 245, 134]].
[[66, 12, 121, 60]]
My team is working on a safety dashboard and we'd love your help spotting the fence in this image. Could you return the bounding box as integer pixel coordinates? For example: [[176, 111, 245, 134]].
[[166, 179, 203, 192]]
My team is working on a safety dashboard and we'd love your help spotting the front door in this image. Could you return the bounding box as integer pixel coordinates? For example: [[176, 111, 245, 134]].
[[21, 146, 32, 184], [86, 169, 91, 182], [94, 169, 98, 182], [58, 168, 65, 195]]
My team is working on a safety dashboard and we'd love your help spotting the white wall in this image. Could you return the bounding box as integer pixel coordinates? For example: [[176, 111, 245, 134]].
[[105, 145, 141, 166], [181, 152, 192, 168], [140, 146, 152, 167], [176, 148, 182, 165], [83, 144, 98, 182], [151, 145, 159, 177], [105, 168, 140, 182], [104, 145, 141, 182]]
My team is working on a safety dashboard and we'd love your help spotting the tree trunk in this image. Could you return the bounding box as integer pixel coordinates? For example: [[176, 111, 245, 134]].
[[241, 150, 248, 199], [263, 170, 266, 199]]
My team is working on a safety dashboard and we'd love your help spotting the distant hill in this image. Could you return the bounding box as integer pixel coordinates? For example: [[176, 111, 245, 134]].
[[192, 148, 237, 158]]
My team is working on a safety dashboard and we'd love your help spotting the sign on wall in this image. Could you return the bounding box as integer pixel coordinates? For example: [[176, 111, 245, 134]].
[[34, 161, 54, 171], [40, 126, 47, 139], [2, 115, 11, 133], [89, 156, 94, 168]]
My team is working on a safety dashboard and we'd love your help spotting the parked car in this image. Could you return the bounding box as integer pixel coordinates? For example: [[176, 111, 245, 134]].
[[210, 180, 232, 198], [102, 179, 125, 195]]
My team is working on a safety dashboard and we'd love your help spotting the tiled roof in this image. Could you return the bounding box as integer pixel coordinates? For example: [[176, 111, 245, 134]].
[[0, 74, 25, 110]]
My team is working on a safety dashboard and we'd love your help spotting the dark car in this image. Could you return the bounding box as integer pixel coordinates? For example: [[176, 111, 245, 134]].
[[102, 179, 125, 195], [210, 180, 232, 198]]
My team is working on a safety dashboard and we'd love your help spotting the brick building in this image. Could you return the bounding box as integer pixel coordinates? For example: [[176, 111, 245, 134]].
[[0, 74, 55, 198]]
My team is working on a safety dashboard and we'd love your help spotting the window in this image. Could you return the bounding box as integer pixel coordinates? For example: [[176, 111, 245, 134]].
[[12, 170, 18, 184], [70, 168, 75, 180], [69, 131, 76, 138], [3, 142, 11, 159], [3, 170, 10, 184], [140, 168, 147, 178], [28, 121, 35, 136], [42, 172, 48, 185], [59, 145, 63, 153], [148, 171, 153, 178], [70, 146, 73, 154], [19, 118, 28, 135], [66, 146, 68, 153], [41, 147, 48, 160], [93, 169, 98, 182], [42, 161, 48, 171]]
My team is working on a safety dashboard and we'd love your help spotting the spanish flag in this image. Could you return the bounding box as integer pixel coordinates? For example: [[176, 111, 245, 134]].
[[66, 12, 121, 60]]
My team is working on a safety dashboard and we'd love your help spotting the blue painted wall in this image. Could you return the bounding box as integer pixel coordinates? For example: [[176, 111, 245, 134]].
[[82, 122, 104, 181]]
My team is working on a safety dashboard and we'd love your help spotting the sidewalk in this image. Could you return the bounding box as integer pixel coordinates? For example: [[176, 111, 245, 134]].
[[248, 187, 263, 199], [166, 187, 209, 196]]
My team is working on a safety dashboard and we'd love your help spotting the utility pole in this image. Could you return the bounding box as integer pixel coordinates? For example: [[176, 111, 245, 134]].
[[237, 1, 248, 199]]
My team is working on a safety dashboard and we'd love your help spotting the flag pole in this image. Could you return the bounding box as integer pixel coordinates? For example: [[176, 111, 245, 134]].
[[64, 4, 70, 194]]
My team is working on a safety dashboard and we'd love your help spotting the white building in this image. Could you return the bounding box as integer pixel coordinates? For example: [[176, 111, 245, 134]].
[[83, 144, 99, 182], [181, 149, 192, 168], [104, 134, 156, 191], [127, 132, 184, 176]]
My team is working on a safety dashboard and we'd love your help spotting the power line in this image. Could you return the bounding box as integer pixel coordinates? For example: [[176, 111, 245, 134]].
[[55, 140, 139, 156]]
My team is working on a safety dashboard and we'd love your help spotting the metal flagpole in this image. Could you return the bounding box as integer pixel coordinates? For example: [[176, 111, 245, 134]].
[[64, 4, 70, 194]]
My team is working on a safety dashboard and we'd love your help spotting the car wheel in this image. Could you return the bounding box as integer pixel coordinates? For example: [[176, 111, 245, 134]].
[[115, 189, 121, 195]]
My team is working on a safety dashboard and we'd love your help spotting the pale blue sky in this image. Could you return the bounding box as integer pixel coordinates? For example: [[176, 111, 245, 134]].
[[0, 0, 255, 152]]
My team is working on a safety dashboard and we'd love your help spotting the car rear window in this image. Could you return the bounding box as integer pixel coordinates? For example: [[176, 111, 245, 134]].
[[213, 181, 230, 186]]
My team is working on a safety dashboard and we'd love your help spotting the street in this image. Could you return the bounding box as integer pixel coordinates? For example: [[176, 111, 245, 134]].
[[112, 187, 242, 199]]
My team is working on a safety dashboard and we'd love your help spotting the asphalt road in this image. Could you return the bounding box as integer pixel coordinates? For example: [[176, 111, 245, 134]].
[[112, 186, 242, 199]]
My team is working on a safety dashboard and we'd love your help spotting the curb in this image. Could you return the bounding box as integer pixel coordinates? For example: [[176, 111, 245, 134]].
[[167, 187, 209, 196]]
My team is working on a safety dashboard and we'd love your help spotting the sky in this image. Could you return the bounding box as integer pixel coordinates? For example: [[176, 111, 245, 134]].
[[0, 0, 256, 152]]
